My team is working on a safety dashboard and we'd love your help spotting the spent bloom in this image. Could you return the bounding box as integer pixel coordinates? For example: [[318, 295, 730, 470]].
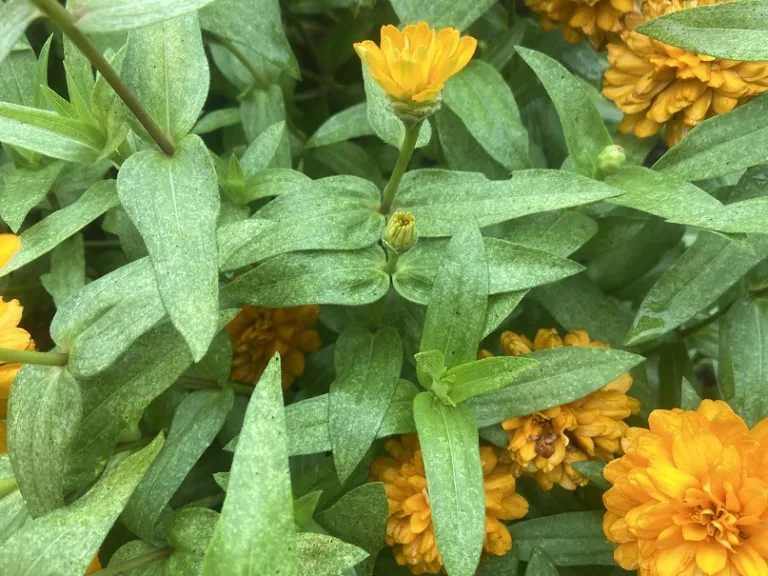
[[603, 3, 768, 147], [353, 23, 477, 110], [226, 305, 321, 389], [0, 297, 35, 453], [480, 329, 640, 491], [524, 0, 635, 48], [603, 400, 768, 575], [370, 435, 528, 574]]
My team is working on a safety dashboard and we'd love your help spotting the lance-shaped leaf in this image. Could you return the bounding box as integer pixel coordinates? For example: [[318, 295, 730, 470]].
[[70, 0, 219, 32], [316, 483, 388, 555], [330, 326, 403, 483], [516, 47, 611, 178], [118, 134, 220, 361], [296, 532, 368, 576], [413, 393, 484, 576], [0, 0, 39, 65], [0, 435, 164, 576], [306, 102, 374, 148], [0, 161, 65, 232], [0, 180, 119, 277], [420, 226, 488, 369], [392, 169, 621, 237], [8, 365, 81, 518], [525, 548, 559, 575], [40, 233, 86, 308], [202, 356, 299, 576], [445, 355, 538, 404], [389, 0, 495, 31]]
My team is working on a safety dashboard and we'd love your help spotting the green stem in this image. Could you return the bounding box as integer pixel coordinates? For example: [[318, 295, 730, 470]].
[[28, 0, 176, 157], [0, 348, 68, 367], [92, 548, 172, 576], [207, 32, 270, 93], [380, 121, 422, 215]]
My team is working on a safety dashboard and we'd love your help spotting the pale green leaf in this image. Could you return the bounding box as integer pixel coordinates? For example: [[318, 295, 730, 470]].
[[118, 134, 220, 361], [0, 0, 39, 66], [413, 394, 484, 576], [0, 161, 64, 232], [445, 356, 538, 404], [503, 211, 598, 258], [70, 0, 219, 32], [240, 120, 285, 176], [389, 0, 495, 30], [122, 12, 209, 143], [202, 355, 299, 576], [40, 233, 86, 308], [222, 247, 390, 308], [0, 42, 35, 106], [442, 60, 529, 171], [0, 435, 164, 576], [0, 179, 119, 277], [239, 86, 291, 167], [243, 168, 312, 202], [296, 532, 368, 576], [306, 102, 374, 148], [330, 326, 403, 482], [392, 169, 621, 237], [193, 107, 241, 135]]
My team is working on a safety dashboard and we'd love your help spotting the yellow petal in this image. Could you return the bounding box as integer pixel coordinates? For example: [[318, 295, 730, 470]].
[[0, 235, 20, 269]]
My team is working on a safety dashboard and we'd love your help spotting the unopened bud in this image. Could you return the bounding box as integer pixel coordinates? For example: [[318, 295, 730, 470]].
[[596, 145, 626, 175], [383, 211, 417, 253]]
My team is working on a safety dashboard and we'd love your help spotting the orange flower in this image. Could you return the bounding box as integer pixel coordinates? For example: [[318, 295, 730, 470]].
[[481, 328, 640, 490], [0, 297, 35, 453], [525, 0, 635, 48], [85, 555, 102, 574], [603, 400, 768, 575], [354, 22, 476, 105], [370, 435, 528, 574], [226, 305, 321, 389], [0, 234, 20, 269], [603, 6, 768, 147]]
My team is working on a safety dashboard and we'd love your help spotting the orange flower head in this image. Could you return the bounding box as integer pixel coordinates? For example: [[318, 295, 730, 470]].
[[481, 328, 640, 491], [603, 400, 768, 575], [226, 305, 321, 389], [0, 297, 35, 452], [0, 234, 20, 269], [370, 435, 528, 574], [354, 22, 477, 106], [524, 0, 635, 48], [603, 3, 768, 147]]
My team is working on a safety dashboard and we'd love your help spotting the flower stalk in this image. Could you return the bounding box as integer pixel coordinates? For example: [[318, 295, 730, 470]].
[[28, 0, 176, 156], [380, 121, 422, 215], [0, 348, 68, 367]]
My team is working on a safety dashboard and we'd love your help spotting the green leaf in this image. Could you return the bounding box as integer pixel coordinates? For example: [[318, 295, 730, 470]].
[[40, 233, 85, 308], [222, 247, 390, 308], [316, 483, 388, 554], [445, 356, 538, 404], [0, 42, 35, 106], [240, 86, 291, 167], [625, 233, 768, 345], [677, 196, 768, 235], [534, 274, 633, 347], [123, 12, 209, 143], [0, 102, 104, 162], [118, 134, 220, 361], [330, 326, 403, 483], [653, 92, 768, 181], [240, 168, 312, 203], [483, 291, 527, 338], [719, 295, 768, 426], [0, 487, 30, 545], [465, 347, 645, 426], [475, 549, 519, 576], [0, 0, 39, 66], [167, 507, 219, 574], [0, 179, 119, 277], [312, 140, 384, 186], [199, 0, 299, 78], [202, 355, 299, 576], [525, 548, 559, 575], [123, 388, 234, 542], [516, 47, 612, 178], [415, 349, 448, 395], [240, 120, 286, 177], [70, 0, 218, 32], [571, 461, 610, 491], [8, 366, 81, 518], [362, 66, 431, 149], [681, 376, 702, 411], [510, 512, 614, 566], [636, 1, 768, 61], [0, 161, 65, 232], [503, 211, 597, 258], [413, 393, 484, 576], [193, 107, 241, 135], [394, 237, 584, 305], [293, 491, 323, 527], [0, 435, 164, 576], [296, 532, 369, 576], [306, 102, 374, 148], [420, 226, 487, 369], [442, 60, 529, 171], [389, 0, 495, 30], [392, 169, 621, 237]]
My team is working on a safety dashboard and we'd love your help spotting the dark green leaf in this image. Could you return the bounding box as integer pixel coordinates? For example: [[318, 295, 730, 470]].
[[316, 483, 388, 554], [571, 461, 610, 491], [526, 548, 559, 575], [503, 211, 598, 258], [389, 0, 495, 30], [306, 102, 373, 148], [296, 532, 368, 576]]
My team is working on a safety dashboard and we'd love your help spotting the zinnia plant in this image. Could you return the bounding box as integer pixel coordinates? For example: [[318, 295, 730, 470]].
[[1, 0, 768, 575]]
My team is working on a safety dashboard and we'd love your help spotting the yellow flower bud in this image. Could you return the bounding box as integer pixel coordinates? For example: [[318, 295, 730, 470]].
[[383, 211, 417, 253]]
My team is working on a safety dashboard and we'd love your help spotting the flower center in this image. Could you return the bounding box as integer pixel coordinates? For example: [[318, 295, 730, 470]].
[[691, 506, 743, 550], [534, 419, 560, 458]]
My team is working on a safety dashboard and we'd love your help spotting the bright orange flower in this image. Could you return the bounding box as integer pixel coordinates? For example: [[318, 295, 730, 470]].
[[603, 400, 768, 576], [481, 328, 640, 490], [354, 22, 477, 104], [370, 435, 528, 574], [525, 0, 635, 48], [0, 297, 35, 452], [226, 305, 321, 389], [0, 234, 20, 269]]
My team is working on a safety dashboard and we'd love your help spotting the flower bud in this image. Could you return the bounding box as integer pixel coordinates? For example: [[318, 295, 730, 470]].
[[383, 211, 417, 253], [596, 144, 626, 175]]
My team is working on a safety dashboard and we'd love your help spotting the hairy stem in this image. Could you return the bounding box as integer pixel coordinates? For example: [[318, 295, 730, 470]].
[[380, 121, 422, 215]]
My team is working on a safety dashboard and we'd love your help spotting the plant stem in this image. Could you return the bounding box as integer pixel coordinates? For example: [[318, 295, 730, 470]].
[[380, 121, 422, 215], [92, 548, 172, 576], [206, 32, 270, 93], [0, 348, 68, 367], [28, 0, 176, 157]]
